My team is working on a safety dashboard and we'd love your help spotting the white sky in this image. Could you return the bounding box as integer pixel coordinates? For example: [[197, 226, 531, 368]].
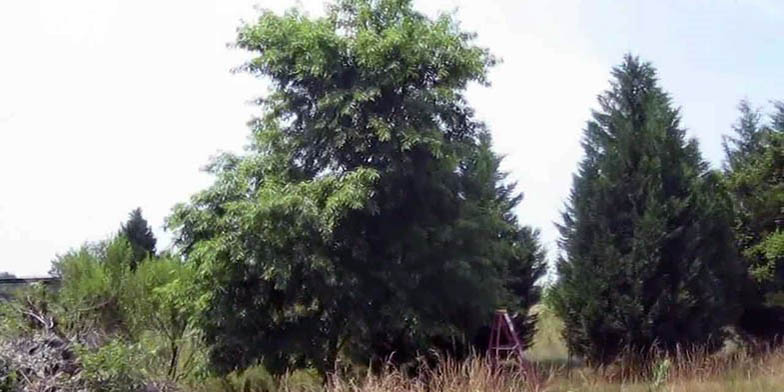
[[1, 0, 783, 276]]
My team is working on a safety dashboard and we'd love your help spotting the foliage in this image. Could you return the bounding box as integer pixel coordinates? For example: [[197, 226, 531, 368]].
[[204, 365, 277, 392], [55, 236, 134, 334], [77, 339, 146, 392], [122, 256, 204, 381], [48, 234, 204, 383], [552, 55, 743, 365], [723, 100, 765, 172], [197, 365, 325, 392], [120, 207, 158, 270], [723, 105, 784, 300], [168, 0, 544, 375], [0, 302, 27, 339], [0, 358, 17, 392]]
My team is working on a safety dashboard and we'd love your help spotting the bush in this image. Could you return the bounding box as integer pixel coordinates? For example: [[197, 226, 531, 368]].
[[52, 235, 205, 383], [55, 236, 134, 334], [198, 365, 276, 392], [121, 256, 204, 381], [0, 358, 17, 392], [77, 339, 146, 392]]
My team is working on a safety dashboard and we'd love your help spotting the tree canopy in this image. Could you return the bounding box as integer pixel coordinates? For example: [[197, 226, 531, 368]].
[[724, 101, 784, 302], [168, 0, 545, 374]]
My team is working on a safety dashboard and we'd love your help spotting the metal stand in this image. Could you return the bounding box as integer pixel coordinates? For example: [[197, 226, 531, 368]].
[[487, 309, 526, 364]]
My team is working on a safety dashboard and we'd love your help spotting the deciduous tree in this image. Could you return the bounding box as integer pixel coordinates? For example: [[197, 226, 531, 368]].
[[168, 0, 545, 374]]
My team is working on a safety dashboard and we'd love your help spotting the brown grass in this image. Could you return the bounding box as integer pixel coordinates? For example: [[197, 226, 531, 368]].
[[310, 348, 784, 392], [312, 303, 784, 392], [199, 305, 784, 391]]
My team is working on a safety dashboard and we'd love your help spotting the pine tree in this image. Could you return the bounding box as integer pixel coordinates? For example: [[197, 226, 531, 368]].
[[168, 0, 545, 374], [120, 208, 157, 270], [724, 101, 784, 304], [723, 100, 763, 172], [551, 55, 743, 365]]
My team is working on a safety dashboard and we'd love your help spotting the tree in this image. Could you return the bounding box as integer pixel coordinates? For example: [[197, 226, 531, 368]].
[[120, 208, 157, 270], [724, 101, 784, 303], [723, 100, 764, 172], [168, 0, 545, 374], [551, 55, 743, 365]]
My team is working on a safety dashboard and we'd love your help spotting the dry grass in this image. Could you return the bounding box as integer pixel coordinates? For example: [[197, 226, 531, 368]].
[[308, 348, 784, 392], [314, 304, 784, 392], [202, 306, 784, 391], [325, 357, 541, 392]]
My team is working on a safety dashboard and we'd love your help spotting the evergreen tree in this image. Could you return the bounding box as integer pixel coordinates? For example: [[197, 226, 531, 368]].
[[120, 208, 157, 270], [723, 100, 763, 172], [724, 101, 784, 303], [551, 55, 742, 365], [168, 0, 545, 374]]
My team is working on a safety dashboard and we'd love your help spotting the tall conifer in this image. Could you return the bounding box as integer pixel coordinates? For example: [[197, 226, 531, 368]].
[[552, 55, 742, 364]]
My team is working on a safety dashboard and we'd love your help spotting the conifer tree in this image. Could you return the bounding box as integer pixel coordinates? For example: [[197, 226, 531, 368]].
[[552, 55, 743, 365], [723, 100, 764, 172], [724, 101, 784, 303], [121, 208, 157, 270]]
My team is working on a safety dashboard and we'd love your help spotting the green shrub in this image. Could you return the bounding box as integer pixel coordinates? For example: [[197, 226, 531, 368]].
[[196, 365, 324, 392], [198, 365, 276, 392], [0, 301, 27, 339], [77, 339, 146, 392], [54, 235, 206, 383], [0, 358, 17, 392], [281, 369, 322, 392], [56, 236, 134, 334], [121, 256, 204, 381]]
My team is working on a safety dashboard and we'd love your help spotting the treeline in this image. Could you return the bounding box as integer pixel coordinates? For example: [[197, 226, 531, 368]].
[[0, 0, 782, 390]]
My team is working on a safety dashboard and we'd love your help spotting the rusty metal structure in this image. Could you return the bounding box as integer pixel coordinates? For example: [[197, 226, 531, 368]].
[[487, 308, 527, 364]]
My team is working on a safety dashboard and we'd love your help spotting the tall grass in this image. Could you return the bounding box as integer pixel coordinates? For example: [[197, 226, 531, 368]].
[[326, 357, 542, 392], [206, 348, 784, 392], [195, 305, 784, 391]]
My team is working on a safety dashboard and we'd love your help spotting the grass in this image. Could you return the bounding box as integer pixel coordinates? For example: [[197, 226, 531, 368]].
[[332, 305, 784, 392], [218, 350, 784, 392], [524, 304, 784, 391], [193, 305, 784, 391]]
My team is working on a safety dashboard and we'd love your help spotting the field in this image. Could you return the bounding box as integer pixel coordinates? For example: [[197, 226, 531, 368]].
[[262, 305, 784, 392], [522, 305, 784, 391]]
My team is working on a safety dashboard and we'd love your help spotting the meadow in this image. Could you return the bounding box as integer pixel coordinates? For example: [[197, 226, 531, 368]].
[[189, 305, 784, 392]]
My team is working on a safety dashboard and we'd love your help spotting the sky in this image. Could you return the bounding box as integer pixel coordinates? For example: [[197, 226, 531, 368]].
[[1, 0, 783, 277]]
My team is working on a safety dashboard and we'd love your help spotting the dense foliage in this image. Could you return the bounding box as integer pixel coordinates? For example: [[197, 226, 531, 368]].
[[551, 55, 744, 365], [5, 1, 784, 389], [723, 101, 784, 303], [42, 236, 202, 385], [167, 0, 545, 374]]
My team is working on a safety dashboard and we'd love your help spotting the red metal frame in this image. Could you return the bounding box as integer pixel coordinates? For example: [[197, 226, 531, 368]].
[[487, 309, 526, 364]]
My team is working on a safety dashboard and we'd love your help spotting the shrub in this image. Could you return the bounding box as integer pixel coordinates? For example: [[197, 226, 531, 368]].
[[121, 256, 204, 381], [77, 339, 146, 392], [0, 358, 17, 392]]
